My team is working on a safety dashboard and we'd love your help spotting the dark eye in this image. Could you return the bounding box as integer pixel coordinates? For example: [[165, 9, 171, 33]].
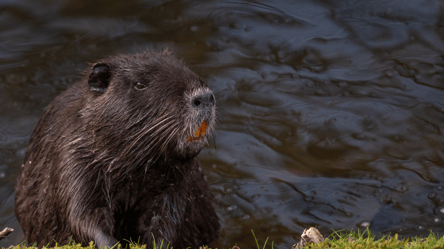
[[134, 82, 146, 90]]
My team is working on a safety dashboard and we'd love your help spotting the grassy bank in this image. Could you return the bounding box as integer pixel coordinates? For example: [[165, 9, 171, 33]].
[[5, 229, 444, 249], [307, 229, 444, 249]]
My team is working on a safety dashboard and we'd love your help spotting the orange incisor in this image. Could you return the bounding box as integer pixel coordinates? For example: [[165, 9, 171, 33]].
[[188, 120, 207, 141]]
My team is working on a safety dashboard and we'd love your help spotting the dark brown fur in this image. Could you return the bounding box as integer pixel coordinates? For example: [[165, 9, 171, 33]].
[[15, 50, 219, 248]]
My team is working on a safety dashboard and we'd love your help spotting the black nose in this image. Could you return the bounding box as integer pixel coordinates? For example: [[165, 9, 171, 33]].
[[192, 92, 215, 108]]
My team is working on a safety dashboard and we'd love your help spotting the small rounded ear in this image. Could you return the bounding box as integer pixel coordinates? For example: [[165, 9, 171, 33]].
[[88, 63, 111, 93]]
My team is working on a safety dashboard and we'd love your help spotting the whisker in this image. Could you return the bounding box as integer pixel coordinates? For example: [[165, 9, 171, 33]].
[[122, 116, 175, 155], [150, 124, 179, 158], [159, 126, 180, 156]]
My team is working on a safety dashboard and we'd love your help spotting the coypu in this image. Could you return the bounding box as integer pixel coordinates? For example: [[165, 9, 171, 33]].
[[15, 50, 219, 248]]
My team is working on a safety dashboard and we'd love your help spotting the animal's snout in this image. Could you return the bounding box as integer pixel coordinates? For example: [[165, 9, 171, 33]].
[[191, 91, 215, 108]]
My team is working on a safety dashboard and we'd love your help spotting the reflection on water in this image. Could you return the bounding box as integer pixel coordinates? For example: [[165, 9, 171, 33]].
[[1, 0, 444, 248]]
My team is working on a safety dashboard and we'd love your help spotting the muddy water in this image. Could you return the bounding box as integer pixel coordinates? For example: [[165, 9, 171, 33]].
[[1, 0, 444, 248]]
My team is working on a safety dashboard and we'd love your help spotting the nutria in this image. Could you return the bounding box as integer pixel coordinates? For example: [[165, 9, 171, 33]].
[[15, 50, 219, 248]]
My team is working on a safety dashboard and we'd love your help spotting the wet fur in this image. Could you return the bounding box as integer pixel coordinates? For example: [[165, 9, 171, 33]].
[[15, 50, 219, 248]]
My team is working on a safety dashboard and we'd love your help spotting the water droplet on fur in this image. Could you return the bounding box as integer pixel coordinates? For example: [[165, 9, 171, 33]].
[[227, 205, 237, 211], [0, 172, 5, 178]]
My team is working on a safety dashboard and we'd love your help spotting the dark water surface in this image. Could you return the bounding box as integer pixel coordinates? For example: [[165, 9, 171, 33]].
[[1, 0, 444, 248]]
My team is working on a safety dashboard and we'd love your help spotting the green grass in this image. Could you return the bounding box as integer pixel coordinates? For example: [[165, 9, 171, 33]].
[[311, 228, 444, 249], [6, 229, 444, 249], [247, 228, 444, 249]]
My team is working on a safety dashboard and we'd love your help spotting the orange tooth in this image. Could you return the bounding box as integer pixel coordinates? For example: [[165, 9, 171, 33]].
[[188, 120, 207, 141]]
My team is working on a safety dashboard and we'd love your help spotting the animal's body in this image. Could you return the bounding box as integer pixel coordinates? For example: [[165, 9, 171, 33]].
[[15, 50, 219, 248]]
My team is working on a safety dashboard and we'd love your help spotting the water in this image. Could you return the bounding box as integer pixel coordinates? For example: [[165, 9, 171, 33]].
[[1, 0, 444, 248]]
